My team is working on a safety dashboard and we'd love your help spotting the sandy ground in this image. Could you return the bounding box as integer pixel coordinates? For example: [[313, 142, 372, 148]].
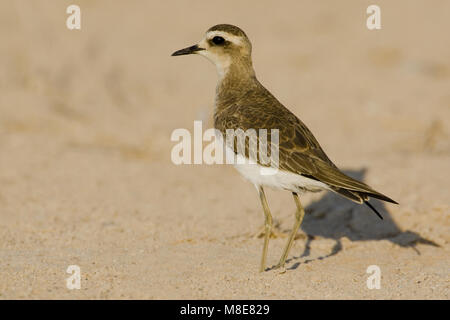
[[0, 0, 449, 299]]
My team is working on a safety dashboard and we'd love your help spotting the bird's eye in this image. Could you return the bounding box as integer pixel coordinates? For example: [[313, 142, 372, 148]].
[[212, 36, 225, 45]]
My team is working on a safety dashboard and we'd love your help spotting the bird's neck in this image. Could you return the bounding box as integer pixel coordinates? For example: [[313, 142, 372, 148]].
[[215, 59, 257, 106]]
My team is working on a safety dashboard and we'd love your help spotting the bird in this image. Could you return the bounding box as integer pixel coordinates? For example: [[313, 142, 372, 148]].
[[171, 24, 398, 272]]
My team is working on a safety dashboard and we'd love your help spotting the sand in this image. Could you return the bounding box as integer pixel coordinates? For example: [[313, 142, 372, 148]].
[[0, 0, 448, 299]]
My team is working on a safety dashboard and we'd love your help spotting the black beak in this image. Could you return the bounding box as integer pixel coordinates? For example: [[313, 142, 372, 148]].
[[171, 44, 204, 56]]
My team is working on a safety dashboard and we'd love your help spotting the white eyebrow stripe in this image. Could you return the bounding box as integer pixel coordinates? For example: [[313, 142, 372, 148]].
[[206, 31, 243, 46]]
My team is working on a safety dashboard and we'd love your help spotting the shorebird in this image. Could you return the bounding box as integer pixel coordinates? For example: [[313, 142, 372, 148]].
[[172, 24, 398, 272]]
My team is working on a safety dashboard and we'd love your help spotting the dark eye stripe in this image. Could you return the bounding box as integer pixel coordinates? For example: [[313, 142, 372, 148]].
[[212, 36, 225, 45]]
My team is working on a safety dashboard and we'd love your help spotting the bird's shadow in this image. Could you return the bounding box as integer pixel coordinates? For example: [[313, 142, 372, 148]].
[[269, 168, 439, 271]]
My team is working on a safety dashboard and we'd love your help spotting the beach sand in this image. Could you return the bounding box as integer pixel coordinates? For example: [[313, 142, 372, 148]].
[[0, 0, 448, 299]]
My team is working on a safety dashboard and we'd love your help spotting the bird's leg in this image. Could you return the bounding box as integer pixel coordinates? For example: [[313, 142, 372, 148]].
[[257, 186, 273, 272], [276, 192, 305, 269]]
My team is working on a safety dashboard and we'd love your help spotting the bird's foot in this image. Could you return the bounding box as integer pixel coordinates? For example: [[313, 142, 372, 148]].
[[270, 262, 287, 274]]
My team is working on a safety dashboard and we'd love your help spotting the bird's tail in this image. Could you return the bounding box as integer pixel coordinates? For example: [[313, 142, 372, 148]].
[[329, 186, 398, 220]]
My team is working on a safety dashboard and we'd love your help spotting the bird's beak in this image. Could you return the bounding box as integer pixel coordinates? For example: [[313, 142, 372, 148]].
[[171, 44, 205, 56]]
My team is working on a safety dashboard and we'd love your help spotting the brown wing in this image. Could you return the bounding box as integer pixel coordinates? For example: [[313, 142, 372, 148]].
[[277, 116, 397, 203]]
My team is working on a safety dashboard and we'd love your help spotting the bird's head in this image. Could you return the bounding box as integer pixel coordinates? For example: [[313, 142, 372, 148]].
[[172, 24, 253, 78]]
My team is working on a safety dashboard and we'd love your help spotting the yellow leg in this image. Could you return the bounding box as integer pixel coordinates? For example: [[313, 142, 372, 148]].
[[257, 186, 273, 272], [276, 192, 305, 269]]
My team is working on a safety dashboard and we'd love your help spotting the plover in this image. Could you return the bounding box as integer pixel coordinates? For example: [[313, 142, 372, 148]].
[[172, 24, 397, 272]]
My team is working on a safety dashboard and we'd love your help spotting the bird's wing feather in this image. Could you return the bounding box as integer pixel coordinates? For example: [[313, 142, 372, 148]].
[[214, 84, 396, 204]]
